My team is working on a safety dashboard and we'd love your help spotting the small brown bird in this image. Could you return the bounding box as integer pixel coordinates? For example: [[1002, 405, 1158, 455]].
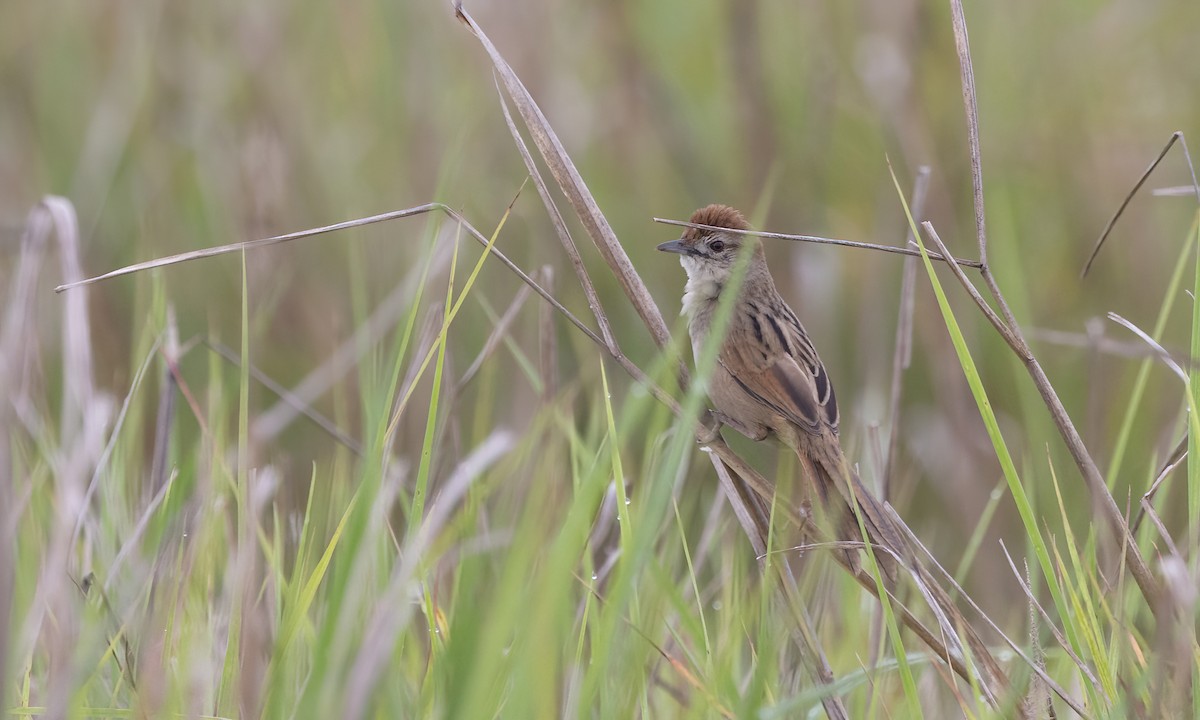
[[660, 208, 1025, 700], [658, 204, 902, 576]]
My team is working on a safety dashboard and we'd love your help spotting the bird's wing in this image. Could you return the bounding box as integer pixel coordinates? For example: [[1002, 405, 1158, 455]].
[[720, 302, 839, 436]]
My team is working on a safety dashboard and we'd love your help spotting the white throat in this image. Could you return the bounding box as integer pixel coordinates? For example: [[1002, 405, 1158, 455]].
[[679, 255, 723, 318]]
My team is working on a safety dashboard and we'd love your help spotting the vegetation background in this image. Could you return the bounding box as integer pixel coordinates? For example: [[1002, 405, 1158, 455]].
[[3, 0, 1199, 717]]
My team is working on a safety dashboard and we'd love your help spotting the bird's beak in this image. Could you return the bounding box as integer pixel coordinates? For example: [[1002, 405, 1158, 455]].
[[656, 239, 692, 255]]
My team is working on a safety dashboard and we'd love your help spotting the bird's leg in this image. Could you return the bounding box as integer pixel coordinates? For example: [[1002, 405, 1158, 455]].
[[696, 411, 724, 444], [706, 410, 769, 442]]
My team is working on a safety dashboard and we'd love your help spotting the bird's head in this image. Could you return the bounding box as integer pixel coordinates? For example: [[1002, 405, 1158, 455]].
[[657, 204, 762, 283]]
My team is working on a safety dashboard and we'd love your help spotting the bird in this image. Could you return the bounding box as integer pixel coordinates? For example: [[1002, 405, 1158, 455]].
[[657, 204, 1024, 706], [658, 203, 902, 578]]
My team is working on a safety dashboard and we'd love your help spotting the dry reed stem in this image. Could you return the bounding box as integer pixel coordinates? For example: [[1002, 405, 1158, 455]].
[[45, 196, 99, 447], [713, 442, 1013, 702], [253, 238, 452, 446], [56, 205, 446, 292], [57, 201, 680, 417], [709, 456, 849, 720], [234, 467, 277, 720], [919, 222, 1022, 352], [1107, 313, 1189, 383], [946, 0, 1162, 614], [106, 469, 176, 592], [875, 166, 929, 678], [205, 340, 363, 455], [924, 218, 1163, 613], [455, 282, 534, 393], [5, 197, 111, 719], [1132, 436, 1187, 536], [901, 523, 1090, 717], [343, 431, 514, 720], [879, 506, 1011, 709], [1024, 561, 1056, 720], [149, 305, 179, 494], [0, 202, 59, 710], [1029, 326, 1196, 363], [1082, 131, 1200, 277], [1142, 498, 1184, 569], [496, 84, 619, 356], [652, 217, 984, 269], [454, 5, 678, 370], [788, 537, 991, 698], [1149, 557, 1197, 718], [69, 337, 162, 551], [538, 265, 559, 403]]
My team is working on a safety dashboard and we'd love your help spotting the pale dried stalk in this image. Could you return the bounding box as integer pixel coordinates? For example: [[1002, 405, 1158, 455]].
[[653, 216, 983, 269], [149, 306, 179, 494], [1082, 131, 1200, 277], [343, 431, 514, 720], [948, 0, 1163, 612], [455, 282, 534, 393], [455, 5, 675, 361], [538, 265, 559, 403], [996, 547, 1092, 718], [7, 197, 111, 719], [710, 456, 849, 720], [496, 84, 618, 356], [253, 238, 453, 445], [205, 340, 363, 455]]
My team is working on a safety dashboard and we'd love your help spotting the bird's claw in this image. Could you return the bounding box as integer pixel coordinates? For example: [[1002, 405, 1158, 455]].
[[697, 412, 724, 444]]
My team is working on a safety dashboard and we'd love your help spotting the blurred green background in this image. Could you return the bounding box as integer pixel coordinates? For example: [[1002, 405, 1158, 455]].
[[4, 0, 1200, 695]]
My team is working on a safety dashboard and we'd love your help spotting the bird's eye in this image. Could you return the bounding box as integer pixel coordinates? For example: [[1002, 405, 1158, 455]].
[[709, 239, 726, 253]]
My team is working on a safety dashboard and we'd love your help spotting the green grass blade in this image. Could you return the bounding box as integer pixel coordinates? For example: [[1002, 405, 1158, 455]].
[[1108, 213, 1198, 485], [888, 162, 1085, 667]]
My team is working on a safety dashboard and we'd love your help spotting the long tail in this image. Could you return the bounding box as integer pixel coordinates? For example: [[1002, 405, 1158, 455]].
[[801, 438, 1016, 705], [801, 439, 903, 584]]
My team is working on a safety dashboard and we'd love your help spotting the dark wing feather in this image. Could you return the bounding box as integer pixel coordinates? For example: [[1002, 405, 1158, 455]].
[[720, 299, 839, 436]]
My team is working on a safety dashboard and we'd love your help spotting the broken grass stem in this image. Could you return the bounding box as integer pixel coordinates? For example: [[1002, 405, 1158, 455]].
[[653, 217, 984, 270]]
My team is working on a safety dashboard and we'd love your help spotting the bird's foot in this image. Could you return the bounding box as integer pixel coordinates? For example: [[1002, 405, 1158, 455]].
[[697, 412, 724, 444], [698, 411, 770, 444]]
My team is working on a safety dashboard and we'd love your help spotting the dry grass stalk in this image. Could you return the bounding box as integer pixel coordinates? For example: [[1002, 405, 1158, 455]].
[[206, 340, 364, 455], [538, 265, 559, 403], [1149, 557, 1198, 718], [343, 431, 514, 720], [253, 238, 453, 447], [651, 216, 983, 270], [947, 0, 1163, 613], [496, 85, 619, 356], [1082, 131, 1200, 277], [4, 197, 112, 719], [149, 305, 179, 494], [455, 282, 534, 394], [455, 6, 677, 369]]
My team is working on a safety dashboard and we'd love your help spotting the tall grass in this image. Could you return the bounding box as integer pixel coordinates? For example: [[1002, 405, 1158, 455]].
[[4, 0, 1200, 717]]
